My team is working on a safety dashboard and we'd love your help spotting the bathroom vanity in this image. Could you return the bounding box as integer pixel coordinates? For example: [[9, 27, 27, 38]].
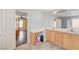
[[46, 28, 79, 50]]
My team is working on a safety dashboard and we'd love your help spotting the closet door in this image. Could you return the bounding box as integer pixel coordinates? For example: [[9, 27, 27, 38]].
[[1, 9, 7, 49]]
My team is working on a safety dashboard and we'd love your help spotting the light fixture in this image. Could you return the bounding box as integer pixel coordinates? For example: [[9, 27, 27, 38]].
[[54, 10, 67, 14]]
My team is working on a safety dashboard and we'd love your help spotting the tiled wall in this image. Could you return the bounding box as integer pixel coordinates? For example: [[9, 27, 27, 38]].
[[0, 9, 16, 50]]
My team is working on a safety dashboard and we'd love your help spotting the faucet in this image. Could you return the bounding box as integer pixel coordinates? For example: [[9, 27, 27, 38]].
[[71, 29, 73, 32], [68, 26, 73, 32]]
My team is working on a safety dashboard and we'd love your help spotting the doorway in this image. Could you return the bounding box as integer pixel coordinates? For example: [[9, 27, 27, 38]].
[[16, 16, 27, 47]]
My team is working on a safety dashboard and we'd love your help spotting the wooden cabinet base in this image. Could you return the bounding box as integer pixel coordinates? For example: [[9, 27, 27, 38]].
[[46, 29, 79, 50]]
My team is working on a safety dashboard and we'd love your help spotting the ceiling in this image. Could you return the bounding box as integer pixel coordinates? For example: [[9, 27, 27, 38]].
[[16, 9, 77, 13], [16, 9, 54, 12], [16, 9, 79, 18]]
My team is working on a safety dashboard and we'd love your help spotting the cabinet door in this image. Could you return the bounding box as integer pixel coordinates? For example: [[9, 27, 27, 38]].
[[59, 32, 63, 47], [63, 33, 70, 49], [74, 35, 79, 50], [55, 31, 61, 45], [71, 34, 77, 50], [63, 33, 75, 50], [51, 30, 55, 43], [31, 32, 37, 44], [55, 31, 63, 47], [55, 31, 59, 45], [46, 30, 51, 41]]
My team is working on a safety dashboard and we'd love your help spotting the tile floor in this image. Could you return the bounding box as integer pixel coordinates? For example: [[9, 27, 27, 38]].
[[16, 41, 65, 50], [16, 43, 31, 50], [31, 41, 65, 50]]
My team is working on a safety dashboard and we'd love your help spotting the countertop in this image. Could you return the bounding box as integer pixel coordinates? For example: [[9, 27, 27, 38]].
[[46, 28, 79, 35], [30, 27, 79, 35]]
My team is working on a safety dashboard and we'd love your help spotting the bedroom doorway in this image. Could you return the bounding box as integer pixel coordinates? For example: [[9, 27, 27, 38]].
[[16, 16, 27, 47]]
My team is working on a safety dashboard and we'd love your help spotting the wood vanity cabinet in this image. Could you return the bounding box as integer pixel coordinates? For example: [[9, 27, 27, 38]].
[[45, 29, 79, 50]]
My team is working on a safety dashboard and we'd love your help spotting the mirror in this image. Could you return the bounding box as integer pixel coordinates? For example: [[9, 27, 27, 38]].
[[71, 19, 79, 29], [53, 19, 62, 28]]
